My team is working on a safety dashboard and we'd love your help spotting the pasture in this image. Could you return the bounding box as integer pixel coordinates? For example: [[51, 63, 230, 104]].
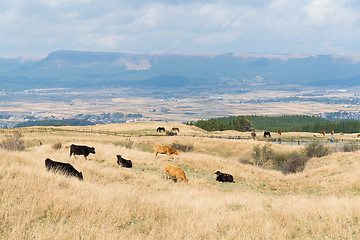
[[1, 122, 360, 239]]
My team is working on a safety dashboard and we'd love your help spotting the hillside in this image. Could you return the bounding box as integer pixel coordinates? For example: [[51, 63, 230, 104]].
[[1, 122, 360, 239], [2, 51, 360, 90]]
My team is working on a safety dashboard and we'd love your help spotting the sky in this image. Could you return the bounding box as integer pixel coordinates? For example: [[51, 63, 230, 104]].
[[1, 0, 360, 58]]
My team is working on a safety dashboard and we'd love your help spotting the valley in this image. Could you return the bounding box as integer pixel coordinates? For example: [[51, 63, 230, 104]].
[[1, 84, 360, 128]]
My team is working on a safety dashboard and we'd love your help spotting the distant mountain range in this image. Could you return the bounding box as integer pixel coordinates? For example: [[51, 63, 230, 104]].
[[1, 50, 360, 90]]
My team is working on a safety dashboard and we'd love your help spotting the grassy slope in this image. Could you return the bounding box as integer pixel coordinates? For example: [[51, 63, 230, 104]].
[[1, 122, 360, 239]]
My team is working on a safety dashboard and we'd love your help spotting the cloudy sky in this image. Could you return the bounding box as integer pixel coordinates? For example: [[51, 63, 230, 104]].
[[1, 0, 360, 57]]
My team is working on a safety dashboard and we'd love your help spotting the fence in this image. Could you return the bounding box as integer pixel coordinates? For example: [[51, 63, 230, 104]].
[[1, 127, 359, 145]]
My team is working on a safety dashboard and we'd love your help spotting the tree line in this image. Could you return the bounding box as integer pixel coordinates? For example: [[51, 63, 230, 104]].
[[187, 115, 360, 133]]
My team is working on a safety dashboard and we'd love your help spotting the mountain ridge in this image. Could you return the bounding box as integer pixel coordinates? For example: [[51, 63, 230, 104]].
[[1, 50, 360, 90]]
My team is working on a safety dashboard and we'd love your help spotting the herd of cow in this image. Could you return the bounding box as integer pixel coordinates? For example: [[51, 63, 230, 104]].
[[45, 143, 235, 183]]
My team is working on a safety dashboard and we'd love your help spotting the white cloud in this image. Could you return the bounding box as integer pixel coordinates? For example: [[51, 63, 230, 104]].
[[305, 0, 359, 26], [0, 0, 360, 57]]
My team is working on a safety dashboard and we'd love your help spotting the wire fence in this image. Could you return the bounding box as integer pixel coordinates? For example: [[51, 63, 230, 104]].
[[1, 127, 359, 145]]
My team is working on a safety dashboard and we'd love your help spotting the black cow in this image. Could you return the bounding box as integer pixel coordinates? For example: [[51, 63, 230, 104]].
[[156, 127, 166, 133], [45, 158, 83, 180], [117, 155, 132, 168], [263, 131, 271, 138], [215, 171, 235, 183], [70, 144, 95, 159]]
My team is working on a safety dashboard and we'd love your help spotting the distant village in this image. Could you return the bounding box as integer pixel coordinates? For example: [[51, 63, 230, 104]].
[[0, 112, 144, 128]]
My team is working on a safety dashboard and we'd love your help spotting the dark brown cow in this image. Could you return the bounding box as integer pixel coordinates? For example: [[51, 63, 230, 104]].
[[116, 155, 132, 168], [264, 131, 271, 138], [215, 171, 235, 183], [278, 130, 282, 135], [70, 144, 95, 159], [319, 131, 325, 136], [172, 127, 180, 132], [45, 158, 83, 180], [251, 132, 256, 139], [156, 127, 166, 133]]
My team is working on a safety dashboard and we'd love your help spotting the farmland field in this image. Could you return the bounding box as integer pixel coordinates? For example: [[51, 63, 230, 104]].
[[1, 122, 360, 239]]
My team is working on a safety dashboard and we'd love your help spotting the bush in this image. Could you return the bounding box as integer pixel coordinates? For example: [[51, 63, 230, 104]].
[[252, 143, 310, 174], [304, 142, 329, 158], [0, 131, 25, 151], [252, 143, 275, 166], [171, 143, 193, 152], [52, 142, 62, 150], [342, 143, 360, 152], [275, 151, 309, 174]]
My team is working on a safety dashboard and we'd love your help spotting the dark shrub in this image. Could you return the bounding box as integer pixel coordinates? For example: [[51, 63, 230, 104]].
[[277, 151, 309, 174], [52, 142, 62, 150], [252, 143, 275, 166], [252, 144, 310, 174], [342, 143, 360, 152], [304, 142, 329, 158], [171, 143, 193, 152]]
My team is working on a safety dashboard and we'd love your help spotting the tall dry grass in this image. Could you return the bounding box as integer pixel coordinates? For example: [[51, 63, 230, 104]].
[[1, 122, 360, 239]]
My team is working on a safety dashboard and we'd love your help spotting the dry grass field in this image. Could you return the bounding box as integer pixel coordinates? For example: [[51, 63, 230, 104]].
[[1, 122, 360, 239]]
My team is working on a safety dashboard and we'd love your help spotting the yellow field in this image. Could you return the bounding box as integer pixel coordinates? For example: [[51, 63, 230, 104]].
[[1, 122, 360, 239]]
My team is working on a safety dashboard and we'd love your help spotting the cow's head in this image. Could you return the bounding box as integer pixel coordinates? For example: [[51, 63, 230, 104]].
[[214, 171, 221, 175], [172, 149, 179, 155], [90, 147, 95, 153], [116, 155, 122, 165], [77, 172, 83, 180]]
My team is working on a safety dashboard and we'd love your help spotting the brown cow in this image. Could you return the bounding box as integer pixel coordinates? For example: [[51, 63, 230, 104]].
[[313, 134, 317, 138], [357, 134, 360, 138], [172, 127, 180, 132], [277, 130, 282, 135], [251, 132, 256, 139], [154, 145, 179, 156], [319, 131, 325, 136], [165, 164, 188, 183]]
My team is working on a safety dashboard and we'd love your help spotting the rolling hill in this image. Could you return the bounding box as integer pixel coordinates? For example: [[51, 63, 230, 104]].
[[1, 121, 360, 239]]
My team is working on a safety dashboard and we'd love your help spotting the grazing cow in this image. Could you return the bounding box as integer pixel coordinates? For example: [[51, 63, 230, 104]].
[[251, 132, 256, 139], [357, 134, 360, 138], [313, 134, 317, 138], [278, 130, 282, 135], [156, 127, 166, 133], [116, 155, 132, 168], [214, 171, 235, 183], [45, 158, 83, 180], [154, 145, 179, 156], [319, 131, 325, 136], [172, 127, 180, 132], [264, 131, 271, 138], [70, 144, 95, 159], [165, 164, 188, 183], [166, 131, 177, 136]]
